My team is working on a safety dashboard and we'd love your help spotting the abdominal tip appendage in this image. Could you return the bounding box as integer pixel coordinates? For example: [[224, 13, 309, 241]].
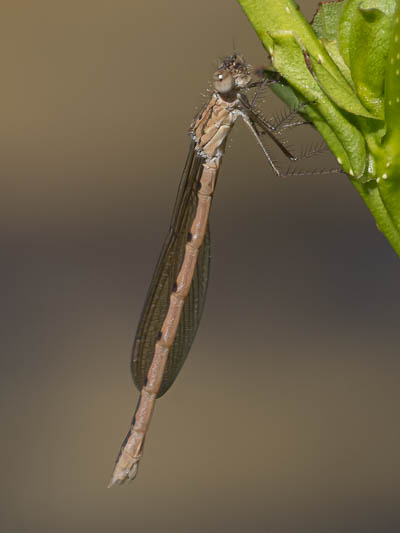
[[107, 461, 139, 488]]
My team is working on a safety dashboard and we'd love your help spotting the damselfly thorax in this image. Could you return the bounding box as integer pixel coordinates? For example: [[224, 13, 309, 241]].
[[109, 54, 299, 487]]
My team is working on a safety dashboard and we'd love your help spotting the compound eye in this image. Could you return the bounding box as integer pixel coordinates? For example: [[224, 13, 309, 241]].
[[213, 70, 234, 93]]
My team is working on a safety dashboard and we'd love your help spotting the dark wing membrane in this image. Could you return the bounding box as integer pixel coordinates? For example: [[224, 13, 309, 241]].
[[131, 140, 211, 398], [158, 222, 210, 397]]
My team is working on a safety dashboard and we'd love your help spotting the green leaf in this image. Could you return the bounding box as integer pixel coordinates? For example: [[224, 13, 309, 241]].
[[339, 0, 396, 117], [311, 2, 354, 86], [321, 39, 354, 87], [237, 0, 400, 256], [308, 52, 377, 118], [312, 0, 346, 40], [352, 179, 400, 256], [381, 6, 400, 157]]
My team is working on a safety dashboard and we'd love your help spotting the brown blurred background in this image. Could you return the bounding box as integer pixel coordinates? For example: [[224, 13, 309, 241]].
[[1, 1, 399, 532]]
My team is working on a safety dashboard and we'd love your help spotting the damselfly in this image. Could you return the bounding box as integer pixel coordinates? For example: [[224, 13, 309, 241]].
[[109, 54, 303, 487]]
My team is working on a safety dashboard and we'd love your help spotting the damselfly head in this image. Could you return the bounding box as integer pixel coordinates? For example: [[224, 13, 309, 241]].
[[213, 54, 251, 94]]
